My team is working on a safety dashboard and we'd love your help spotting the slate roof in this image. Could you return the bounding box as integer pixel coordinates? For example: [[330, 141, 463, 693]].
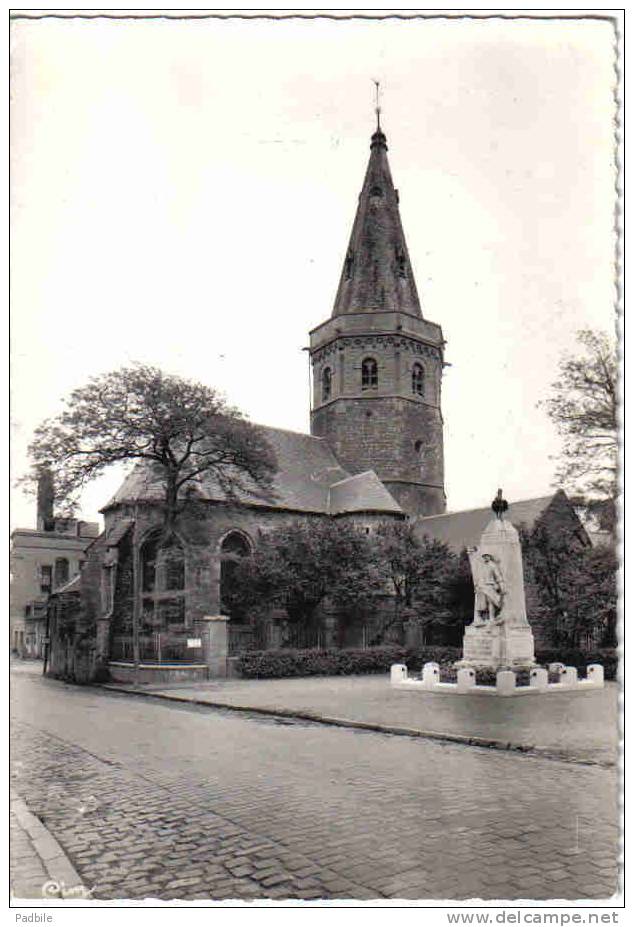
[[328, 471, 403, 516], [331, 126, 423, 318], [413, 495, 561, 553], [102, 425, 402, 517]]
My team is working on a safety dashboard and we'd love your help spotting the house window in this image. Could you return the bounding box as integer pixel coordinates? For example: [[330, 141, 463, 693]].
[[40, 565, 52, 594], [140, 532, 186, 629], [412, 363, 424, 396], [361, 357, 378, 390], [322, 367, 332, 402], [54, 557, 69, 588]]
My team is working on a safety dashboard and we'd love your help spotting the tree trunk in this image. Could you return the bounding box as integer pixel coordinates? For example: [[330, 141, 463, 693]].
[[164, 471, 179, 533]]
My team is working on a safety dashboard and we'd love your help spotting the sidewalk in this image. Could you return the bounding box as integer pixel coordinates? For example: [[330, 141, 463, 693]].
[[10, 793, 88, 901], [103, 673, 619, 766]]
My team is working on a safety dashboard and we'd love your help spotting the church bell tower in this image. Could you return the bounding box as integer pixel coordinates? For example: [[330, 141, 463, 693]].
[[309, 121, 446, 517]]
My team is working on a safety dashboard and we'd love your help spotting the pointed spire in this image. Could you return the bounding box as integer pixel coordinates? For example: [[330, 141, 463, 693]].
[[331, 118, 422, 318]]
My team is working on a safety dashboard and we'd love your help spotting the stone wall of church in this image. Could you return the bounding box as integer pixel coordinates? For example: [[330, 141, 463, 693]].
[[98, 502, 330, 629], [312, 396, 445, 516]]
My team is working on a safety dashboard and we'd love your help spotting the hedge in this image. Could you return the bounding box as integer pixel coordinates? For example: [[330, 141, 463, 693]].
[[234, 645, 617, 681], [534, 648, 618, 681], [235, 645, 460, 679]]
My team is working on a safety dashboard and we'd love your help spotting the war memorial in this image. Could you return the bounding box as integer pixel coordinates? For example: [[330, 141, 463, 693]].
[[391, 491, 605, 697]]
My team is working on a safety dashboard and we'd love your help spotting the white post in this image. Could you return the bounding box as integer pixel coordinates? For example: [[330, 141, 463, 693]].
[[529, 667, 548, 690], [422, 662, 440, 689], [457, 667, 476, 692], [548, 662, 565, 675], [586, 664, 604, 687], [390, 663, 408, 684], [496, 670, 516, 695], [560, 666, 578, 688]]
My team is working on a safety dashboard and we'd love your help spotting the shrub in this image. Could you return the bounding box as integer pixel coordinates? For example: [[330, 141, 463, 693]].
[[235, 645, 462, 680], [535, 648, 618, 681], [403, 646, 461, 672]]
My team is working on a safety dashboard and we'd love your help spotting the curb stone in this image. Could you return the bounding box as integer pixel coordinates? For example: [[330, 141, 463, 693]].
[[11, 794, 89, 900], [98, 684, 613, 768]]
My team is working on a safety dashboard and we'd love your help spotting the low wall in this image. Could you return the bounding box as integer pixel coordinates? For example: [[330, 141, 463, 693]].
[[108, 662, 209, 685]]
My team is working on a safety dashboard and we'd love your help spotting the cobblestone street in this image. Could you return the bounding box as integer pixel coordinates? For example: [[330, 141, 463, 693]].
[[10, 666, 619, 902]]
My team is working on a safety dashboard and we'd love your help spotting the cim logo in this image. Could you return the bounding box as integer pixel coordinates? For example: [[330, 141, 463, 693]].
[[41, 879, 93, 899]]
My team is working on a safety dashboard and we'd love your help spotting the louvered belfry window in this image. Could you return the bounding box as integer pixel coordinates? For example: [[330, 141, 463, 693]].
[[361, 357, 378, 390], [412, 363, 424, 396]]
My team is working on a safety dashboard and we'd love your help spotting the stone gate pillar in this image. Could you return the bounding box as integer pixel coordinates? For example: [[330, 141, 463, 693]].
[[201, 615, 229, 678]]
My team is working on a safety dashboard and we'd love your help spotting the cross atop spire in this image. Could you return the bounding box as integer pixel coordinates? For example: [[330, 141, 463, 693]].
[[373, 79, 382, 131]]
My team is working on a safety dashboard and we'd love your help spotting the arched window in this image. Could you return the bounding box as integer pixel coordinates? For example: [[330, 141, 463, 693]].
[[322, 367, 332, 402], [361, 357, 378, 390], [140, 531, 186, 628], [54, 557, 69, 588], [412, 363, 424, 396], [220, 532, 252, 620]]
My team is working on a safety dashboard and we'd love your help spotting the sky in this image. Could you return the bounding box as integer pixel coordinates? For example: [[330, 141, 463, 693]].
[[10, 13, 618, 530]]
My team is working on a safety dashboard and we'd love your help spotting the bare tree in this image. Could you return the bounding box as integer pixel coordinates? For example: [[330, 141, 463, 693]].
[[541, 329, 618, 532]]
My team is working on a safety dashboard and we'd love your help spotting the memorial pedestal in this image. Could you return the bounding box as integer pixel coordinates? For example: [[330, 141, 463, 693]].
[[456, 621, 535, 671]]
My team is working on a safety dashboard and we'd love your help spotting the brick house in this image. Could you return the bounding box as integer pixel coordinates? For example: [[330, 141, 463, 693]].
[[10, 472, 99, 658]]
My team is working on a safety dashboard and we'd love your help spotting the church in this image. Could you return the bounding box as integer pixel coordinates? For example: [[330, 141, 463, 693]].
[[45, 119, 588, 683]]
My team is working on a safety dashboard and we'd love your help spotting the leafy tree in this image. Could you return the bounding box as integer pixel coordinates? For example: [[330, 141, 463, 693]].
[[228, 519, 382, 628], [541, 329, 618, 532], [584, 545, 619, 648], [520, 522, 617, 649], [21, 364, 277, 531], [444, 549, 476, 646], [371, 522, 457, 645]]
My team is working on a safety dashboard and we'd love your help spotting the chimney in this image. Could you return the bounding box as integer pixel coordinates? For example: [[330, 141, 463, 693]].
[[36, 469, 55, 531]]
